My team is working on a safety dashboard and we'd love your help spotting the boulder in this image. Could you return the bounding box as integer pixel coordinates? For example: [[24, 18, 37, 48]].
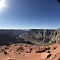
[[50, 45, 56, 50], [26, 48, 32, 53], [40, 53, 51, 59], [45, 50, 50, 53], [46, 46, 50, 50], [36, 46, 46, 53]]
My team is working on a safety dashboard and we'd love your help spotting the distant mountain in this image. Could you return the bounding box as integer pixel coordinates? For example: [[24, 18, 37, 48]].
[[0, 29, 60, 45], [0, 29, 26, 45], [19, 29, 60, 45]]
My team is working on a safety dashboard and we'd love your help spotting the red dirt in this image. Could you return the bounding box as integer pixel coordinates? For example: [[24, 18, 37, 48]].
[[0, 43, 60, 60]]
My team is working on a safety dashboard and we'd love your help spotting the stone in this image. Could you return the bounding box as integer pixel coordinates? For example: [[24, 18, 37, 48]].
[[40, 53, 51, 59]]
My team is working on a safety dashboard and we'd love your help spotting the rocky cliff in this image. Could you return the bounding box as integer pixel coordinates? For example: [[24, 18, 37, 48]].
[[19, 29, 60, 44], [0, 29, 60, 45]]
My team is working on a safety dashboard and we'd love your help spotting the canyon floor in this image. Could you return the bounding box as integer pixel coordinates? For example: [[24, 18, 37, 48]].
[[0, 43, 60, 60]]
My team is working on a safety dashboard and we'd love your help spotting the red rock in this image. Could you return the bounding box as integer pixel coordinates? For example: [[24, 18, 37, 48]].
[[40, 53, 51, 59], [36, 46, 46, 53], [6, 58, 14, 60], [54, 57, 60, 60]]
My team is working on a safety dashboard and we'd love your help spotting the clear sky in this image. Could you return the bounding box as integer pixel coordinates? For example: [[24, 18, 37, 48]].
[[0, 0, 60, 29]]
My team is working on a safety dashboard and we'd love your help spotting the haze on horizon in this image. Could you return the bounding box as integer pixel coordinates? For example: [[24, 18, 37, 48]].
[[0, 0, 60, 29]]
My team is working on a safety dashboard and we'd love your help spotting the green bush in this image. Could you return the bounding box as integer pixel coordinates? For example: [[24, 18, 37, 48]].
[[17, 46, 24, 51], [0, 49, 5, 53], [0, 48, 8, 54]]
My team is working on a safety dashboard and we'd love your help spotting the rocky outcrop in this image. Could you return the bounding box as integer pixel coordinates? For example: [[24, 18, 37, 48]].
[[40, 53, 51, 59], [0, 43, 59, 60], [36, 46, 46, 53], [19, 29, 58, 44]]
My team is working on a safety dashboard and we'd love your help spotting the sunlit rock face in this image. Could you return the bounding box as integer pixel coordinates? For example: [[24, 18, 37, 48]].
[[19, 29, 60, 44]]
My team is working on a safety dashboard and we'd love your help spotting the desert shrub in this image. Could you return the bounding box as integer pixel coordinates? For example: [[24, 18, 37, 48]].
[[32, 43, 35, 45], [17, 38, 24, 43], [0, 49, 5, 53], [57, 40, 60, 44], [44, 43, 53, 46], [17, 46, 24, 51], [39, 44, 43, 46], [3, 50, 8, 54], [0, 48, 8, 54], [24, 41, 33, 44]]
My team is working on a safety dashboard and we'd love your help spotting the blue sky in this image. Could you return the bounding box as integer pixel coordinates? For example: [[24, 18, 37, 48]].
[[0, 0, 60, 29]]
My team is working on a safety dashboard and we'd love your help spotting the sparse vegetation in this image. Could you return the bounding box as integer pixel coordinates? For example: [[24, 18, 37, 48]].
[[44, 43, 53, 46], [0, 48, 5, 53], [0, 48, 8, 54], [17, 46, 24, 51]]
